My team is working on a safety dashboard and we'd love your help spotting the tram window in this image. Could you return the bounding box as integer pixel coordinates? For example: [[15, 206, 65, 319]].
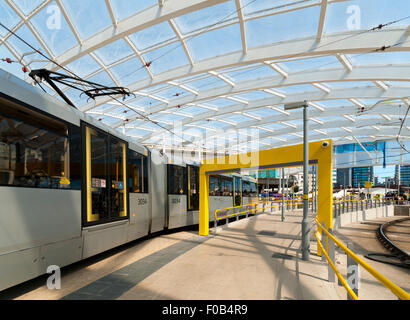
[[89, 128, 109, 222], [129, 151, 142, 193], [235, 177, 241, 195], [168, 164, 186, 195], [234, 177, 242, 206], [250, 182, 258, 197], [69, 125, 81, 190], [242, 181, 250, 197], [129, 151, 148, 193], [110, 138, 126, 218], [143, 156, 148, 193], [221, 177, 233, 196], [187, 165, 199, 211], [209, 175, 221, 196], [0, 101, 70, 189]]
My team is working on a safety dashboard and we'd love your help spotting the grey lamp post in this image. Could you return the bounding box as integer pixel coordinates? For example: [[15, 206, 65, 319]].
[[284, 101, 310, 261]]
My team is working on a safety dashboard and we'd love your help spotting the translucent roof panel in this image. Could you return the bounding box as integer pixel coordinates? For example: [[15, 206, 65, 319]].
[[222, 113, 252, 124], [129, 22, 177, 51], [246, 6, 320, 48], [324, 81, 375, 89], [224, 65, 277, 82], [110, 57, 150, 86], [184, 76, 227, 91], [348, 52, 410, 67], [66, 54, 101, 79], [153, 86, 193, 101], [186, 24, 242, 62], [7, 24, 44, 57], [109, 0, 157, 22], [203, 98, 236, 108], [142, 43, 189, 74], [276, 84, 319, 94], [181, 106, 211, 116], [61, 0, 112, 40], [324, 0, 410, 35], [86, 71, 115, 87], [88, 104, 115, 113], [30, 2, 78, 57], [173, 0, 237, 34], [318, 100, 356, 108], [231, 91, 275, 101], [250, 108, 282, 118], [93, 39, 134, 66], [385, 81, 410, 87], [277, 56, 340, 73], [128, 96, 163, 112], [260, 123, 287, 131], [11, 0, 44, 16], [243, 0, 318, 17], [0, 0, 20, 37]]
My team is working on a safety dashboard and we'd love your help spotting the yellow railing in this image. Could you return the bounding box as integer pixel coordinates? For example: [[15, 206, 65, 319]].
[[316, 218, 410, 300], [214, 196, 395, 221], [333, 196, 395, 203], [214, 198, 308, 221]]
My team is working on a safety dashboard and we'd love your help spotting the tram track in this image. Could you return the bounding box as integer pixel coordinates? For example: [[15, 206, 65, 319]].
[[365, 217, 410, 268]]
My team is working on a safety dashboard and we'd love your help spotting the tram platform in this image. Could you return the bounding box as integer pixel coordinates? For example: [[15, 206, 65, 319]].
[[0, 210, 408, 300]]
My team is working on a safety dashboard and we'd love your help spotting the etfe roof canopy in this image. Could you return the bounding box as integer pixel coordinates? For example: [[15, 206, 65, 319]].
[[0, 0, 409, 157]]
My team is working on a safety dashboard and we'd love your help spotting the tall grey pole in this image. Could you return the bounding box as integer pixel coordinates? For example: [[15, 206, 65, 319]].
[[385, 179, 387, 198], [302, 104, 310, 261], [282, 167, 285, 221]]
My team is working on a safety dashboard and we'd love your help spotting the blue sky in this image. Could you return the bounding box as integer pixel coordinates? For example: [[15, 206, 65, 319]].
[[374, 165, 395, 181]]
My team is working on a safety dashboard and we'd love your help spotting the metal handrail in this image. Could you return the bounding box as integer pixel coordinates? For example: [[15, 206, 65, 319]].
[[214, 198, 307, 221], [316, 218, 410, 300], [314, 231, 358, 300]]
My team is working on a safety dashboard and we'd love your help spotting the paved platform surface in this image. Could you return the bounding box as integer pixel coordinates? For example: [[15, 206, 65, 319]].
[[0, 210, 408, 300]]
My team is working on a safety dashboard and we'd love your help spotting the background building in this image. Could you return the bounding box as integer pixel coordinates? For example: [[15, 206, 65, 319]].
[[336, 168, 352, 187], [395, 165, 410, 186], [352, 166, 374, 188]]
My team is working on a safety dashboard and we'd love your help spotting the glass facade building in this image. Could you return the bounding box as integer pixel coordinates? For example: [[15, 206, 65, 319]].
[[352, 167, 374, 188], [395, 165, 410, 186]]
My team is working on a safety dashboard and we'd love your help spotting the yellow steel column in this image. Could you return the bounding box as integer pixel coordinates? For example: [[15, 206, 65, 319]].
[[316, 140, 333, 255], [199, 166, 209, 236]]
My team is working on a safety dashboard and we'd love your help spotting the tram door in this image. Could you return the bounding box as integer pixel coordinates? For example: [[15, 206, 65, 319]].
[[187, 165, 199, 211], [83, 124, 128, 226], [234, 176, 242, 207]]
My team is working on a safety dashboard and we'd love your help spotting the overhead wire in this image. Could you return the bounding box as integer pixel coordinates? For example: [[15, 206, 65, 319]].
[[0, 21, 209, 151]]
